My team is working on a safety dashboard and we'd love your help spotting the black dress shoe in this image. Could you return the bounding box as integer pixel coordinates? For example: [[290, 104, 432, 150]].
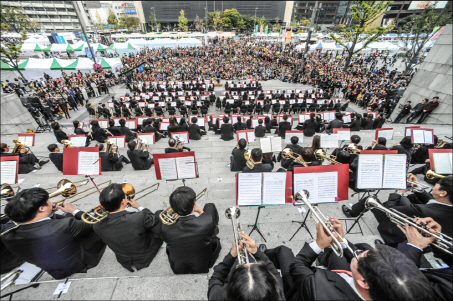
[[258, 244, 267, 253], [375, 239, 384, 245], [342, 205, 352, 218], [39, 159, 49, 166]]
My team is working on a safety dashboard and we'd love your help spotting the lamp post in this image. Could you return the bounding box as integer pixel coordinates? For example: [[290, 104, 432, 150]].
[[254, 7, 258, 33], [301, 1, 319, 71]]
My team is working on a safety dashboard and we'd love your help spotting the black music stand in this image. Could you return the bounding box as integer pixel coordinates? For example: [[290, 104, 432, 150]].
[[248, 206, 267, 242], [344, 190, 378, 235], [289, 208, 313, 241]]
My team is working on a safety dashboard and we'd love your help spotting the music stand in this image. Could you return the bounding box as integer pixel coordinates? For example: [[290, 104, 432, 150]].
[[33, 112, 52, 133], [289, 208, 313, 241], [344, 190, 378, 235], [248, 206, 267, 242]]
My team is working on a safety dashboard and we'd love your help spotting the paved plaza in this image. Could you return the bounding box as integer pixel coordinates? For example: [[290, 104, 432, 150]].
[[1, 79, 451, 300]]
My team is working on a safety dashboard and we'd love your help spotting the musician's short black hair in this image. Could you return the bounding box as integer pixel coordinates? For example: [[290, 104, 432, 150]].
[[310, 113, 315, 120], [99, 183, 125, 212], [119, 119, 126, 126], [237, 116, 242, 123], [283, 114, 288, 121], [251, 148, 263, 162], [373, 144, 388, 150], [300, 147, 314, 162], [191, 117, 198, 124], [47, 144, 58, 152], [377, 137, 387, 146], [400, 136, 413, 148], [357, 245, 433, 301], [351, 135, 361, 144], [336, 150, 351, 164], [226, 261, 285, 301], [127, 140, 137, 151], [6, 188, 49, 223], [73, 120, 80, 128], [433, 135, 438, 145], [258, 119, 263, 125], [51, 122, 60, 130], [438, 175, 452, 204], [169, 186, 196, 216], [363, 113, 368, 118], [223, 116, 229, 123], [238, 138, 247, 149], [335, 112, 343, 120], [290, 136, 299, 144], [97, 143, 104, 151], [168, 138, 176, 147]]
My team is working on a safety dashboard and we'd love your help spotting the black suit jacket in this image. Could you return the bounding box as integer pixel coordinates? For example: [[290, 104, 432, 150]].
[[254, 125, 266, 137], [362, 119, 374, 129], [119, 126, 136, 142], [278, 121, 292, 138], [326, 119, 344, 133], [303, 119, 318, 137], [289, 243, 361, 301], [54, 129, 68, 143], [347, 119, 361, 131], [278, 144, 303, 169], [231, 148, 247, 172], [93, 209, 163, 271], [127, 149, 153, 170], [0, 213, 105, 279], [220, 124, 234, 141], [49, 152, 63, 171], [99, 151, 121, 171], [108, 126, 122, 136], [188, 124, 201, 140], [75, 128, 89, 136], [159, 203, 221, 274], [165, 148, 180, 153], [242, 163, 273, 173]]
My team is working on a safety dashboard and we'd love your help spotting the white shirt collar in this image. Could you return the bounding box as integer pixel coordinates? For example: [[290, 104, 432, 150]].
[[26, 217, 51, 225], [336, 273, 365, 301], [427, 199, 452, 207]]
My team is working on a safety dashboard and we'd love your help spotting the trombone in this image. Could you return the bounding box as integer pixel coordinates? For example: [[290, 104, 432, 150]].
[[365, 196, 453, 255], [281, 148, 308, 167], [315, 149, 353, 172], [225, 206, 249, 265], [1, 184, 21, 199], [1, 268, 23, 290], [160, 188, 207, 225], [81, 183, 160, 224], [294, 189, 354, 258], [53, 180, 112, 205], [406, 175, 432, 191]]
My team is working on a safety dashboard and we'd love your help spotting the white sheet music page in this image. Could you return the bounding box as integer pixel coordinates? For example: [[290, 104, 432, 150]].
[[320, 134, 339, 148], [378, 130, 393, 140], [423, 130, 433, 144], [1, 160, 17, 184], [238, 173, 262, 206], [159, 158, 177, 180], [70, 136, 87, 147], [260, 138, 272, 153], [412, 130, 425, 144], [271, 137, 282, 152], [99, 120, 108, 128], [337, 130, 351, 141], [293, 172, 337, 204], [173, 133, 189, 144], [285, 132, 304, 144], [175, 156, 197, 179], [382, 155, 407, 189], [18, 136, 33, 146], [262, 172, 286, 205], [237, 132, 247, 141], [357, 155, 383, 189], [78, 152, 99, 175], [247, 131, 256, 142], [433, 153, 452, 174]]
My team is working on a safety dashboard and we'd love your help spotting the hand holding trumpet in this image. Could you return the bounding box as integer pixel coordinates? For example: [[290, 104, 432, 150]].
[[230, 232, 258, 257]]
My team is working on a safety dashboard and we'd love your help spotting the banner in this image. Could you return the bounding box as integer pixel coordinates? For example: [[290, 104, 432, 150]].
[[260, 25, 263, 34], [264, 25, 268, 34], [286, 28, 292, 43], [85, 47, 95, 60], [255, 25, 258, 33], [278, 28, 282, 37], [281, 28, 287, 42]]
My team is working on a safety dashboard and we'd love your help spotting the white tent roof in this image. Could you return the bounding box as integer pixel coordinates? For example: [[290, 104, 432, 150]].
[[23, 37, 50, 46], [367, 41, 399, 50]]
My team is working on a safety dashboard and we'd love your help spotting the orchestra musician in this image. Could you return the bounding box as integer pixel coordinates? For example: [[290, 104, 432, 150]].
[[1, 188, 106, 279], [159, 186, 221, 274], [51, 121, 69, 143], [165, 138, 191, 153], [277, 136, 303, 169], [107, 119, 122, 136], [278, 114, 292, 139], [286, 147, 321, 172], [0, 143, 48, 173], [242, 148, 273, 173], [91, 184, 163, 272], [126, 140, 153, 170], [119, 119, 137, 142], [98, 143, 130, 171], [230, 138, 247, 172], [188, 117, 202, 141], [47, 143, 63, 172], [73, 120, 92, 146], [254, 119, 266, 137], [90, 120, 113, 143]]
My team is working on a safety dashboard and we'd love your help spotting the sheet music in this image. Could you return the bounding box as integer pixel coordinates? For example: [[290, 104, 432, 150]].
[[138, 134, 155, 144], [293, 172, 338, 204], [159, 158, 177, 180], [271, 137, 282, 152], [98, 120, 108, 128], [78, 152, 99, 175], [108, 137, 125, 148], [160, 122, 169, 131], [343, 115, 351, 123], [197, 118, 205, 127], [382, 155, 407, 189], [377, 130, 393, 140], [433, 153, 452, 174], [175, 156, 197, 179], [238, 173, 262, 206], [357, 155, 383, 189], [423, 130, 433, 144], [320, 134, 339, 148], [13, 262, 42, 285], [262, 172, 286, 205], [173, 133, 189, 144], [285, 132, 304, 144], [336, 130, 351, 141], [18, 136, 33, 146], [324, 112, 335, 122], [70, 136, 86, 147], [1, 160, 17, 184], [237, 132, 247, 141], [252, 119, 259, 128], [260, 138, 272, 153], [412, 130, 425, 144]]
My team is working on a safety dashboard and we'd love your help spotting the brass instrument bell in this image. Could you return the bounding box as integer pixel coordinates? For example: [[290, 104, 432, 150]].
[[426, 169, 445, 180], [49, 179, 77, 198]]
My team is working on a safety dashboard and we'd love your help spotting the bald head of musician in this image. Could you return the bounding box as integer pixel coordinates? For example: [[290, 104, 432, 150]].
[[169, 186, 201, 216]]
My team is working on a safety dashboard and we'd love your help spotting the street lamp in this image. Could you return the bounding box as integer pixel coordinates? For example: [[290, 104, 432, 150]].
[[254, 7, 258, 33], [151, 7, 158, 32]]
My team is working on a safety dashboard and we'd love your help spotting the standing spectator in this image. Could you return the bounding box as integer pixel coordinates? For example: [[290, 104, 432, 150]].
[[393, 101, 412, 123], [416, 97, 439, 124], [406, 99, 427, 123]]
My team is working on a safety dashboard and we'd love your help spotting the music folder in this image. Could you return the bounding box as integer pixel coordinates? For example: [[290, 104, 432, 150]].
[[236, 130, 255, 142], [411, 128, 434, 144], [62, 147, 101, 176], [1, 156, 19, 184], [17, 134, 35, 146], [153, 151, 197, 180], [428, 149, 453, 174], [235, 172, 292, 206], [260, 137, 282, 153], [375, 128, 394, 140], [356, 154, 407, 189]]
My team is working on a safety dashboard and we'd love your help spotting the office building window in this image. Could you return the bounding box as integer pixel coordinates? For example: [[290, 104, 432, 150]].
[[35, 7, 45, 11], [56, 8, 66, 11], [45, 7, 56, 11]]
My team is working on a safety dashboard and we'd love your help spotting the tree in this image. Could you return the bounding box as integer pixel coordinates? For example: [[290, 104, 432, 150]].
[[194, 15, 204, 31], [0, 5, 40, 33], [273, 17, 281, 32], [330, 1, 394, 71], [212, 11, 223, 30], [299, 18, 310, 28], [119, 16, 140, 31], [149, 11, 157, 31], [178, 9, 188, 31], [107, 9, 118, 29], [0, 30, 28, 80], [222, 9, 245, 30], [398, 2, 452, 75], [95, 11, 103, 31]]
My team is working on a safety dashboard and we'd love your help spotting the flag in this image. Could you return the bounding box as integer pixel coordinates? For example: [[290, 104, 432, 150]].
[[260, 25, 263, 34], [264, 25, 268, 34], [281, 28, 287, 42], [278, 28, 282, 37], [286, 28, 292, 43], [255, 25, 258, 33]]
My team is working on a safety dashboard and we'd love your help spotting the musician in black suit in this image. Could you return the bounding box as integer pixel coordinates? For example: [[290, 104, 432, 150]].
[[289, 217, 433, 301], [0, 143, 47, 174], [287, 147, 321, 171], [220, 116, 234, 141], [242, 148, 273, 173], [48, 144, 63, 171], [278, 114, 292, 138], [254, 119, 266, 137], [230, 138, 247, 172], [326, 112, 344, 134], [302, 113, 319, 137], [92, 184, 163, 272], [107, 119, 122, 136], [343, 175, 452, 247], [344, 113, 361, 131], [98, 143, 130, 171], [233, 116, 246, 133], [126, 140, 153, 170], [165, 138, 191, 153], [1, 188, 105, 279], [73, 120, 92, 146], [159, 186, 221, 274], [278, 136, 302, 169], [51, 121, 68, 143], [119, 119, 137, 142], [188, 117, 202, 140]]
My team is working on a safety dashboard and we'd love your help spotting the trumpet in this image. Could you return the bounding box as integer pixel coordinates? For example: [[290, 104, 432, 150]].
[[81, 183, 159, 224], [365, 196, 453, 254], [434, 139, 448, 149], [1, 267, 23, 290], [225, 206, 249, 265], [406, 175, 432, 191], [61, 140, 74, 148], [160, 188, 207, 225], [315, 149, 353, 172], [175, 136, 187, 152], [12, 140, 30, 154], [244, 149, 255, 169], [294, 190, 354, 258], [281, 148, 308, 167], [426, 169, 445, 180]]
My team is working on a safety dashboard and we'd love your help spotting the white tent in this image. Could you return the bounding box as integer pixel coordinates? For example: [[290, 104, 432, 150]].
[[23, 37, 50, 46], [367, 41, 399, 51], [315, 42, 344, 52]]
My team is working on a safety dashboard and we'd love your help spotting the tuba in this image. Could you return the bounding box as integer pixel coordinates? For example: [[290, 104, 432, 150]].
[[426, 169, 445, 180], [61, 140, 74, 148], [105, 139, 118, 154], [225, 206, 249, 265], [244, 149, 255, 169], [434, 139, 448, 149], [281, 148, 308, 167], [12, 140, 30, 154], [160, 188, 207, 225], [346, 143, 361, 154]]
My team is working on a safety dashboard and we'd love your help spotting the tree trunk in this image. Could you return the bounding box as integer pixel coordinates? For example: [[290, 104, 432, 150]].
[[343, 38, 357, 72], [403, 45, 423, 76]]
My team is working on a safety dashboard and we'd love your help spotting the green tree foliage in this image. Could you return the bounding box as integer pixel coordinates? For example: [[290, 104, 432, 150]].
[[273, 17, 281, 32], [398, 1, 452, 75], [119, 15, 140, 31], [0, 30, 28, 80], [258, 16, 267, 27], [330, 1, 394, 71], [0, 5, 40, 33], [299, 19, 310, 27], [149, 11, 157, 31], [178, 9, 188, 31], [95, 11, 103, 31], [107, 9, 119, 29], [212, 11, 223, 30], [222, 9, 245, 30]]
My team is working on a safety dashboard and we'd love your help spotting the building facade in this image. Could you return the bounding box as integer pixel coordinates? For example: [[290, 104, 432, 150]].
[[383, 0, 450, 27], [86, 1, 146, 32], [292, 1, 340, 25]]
